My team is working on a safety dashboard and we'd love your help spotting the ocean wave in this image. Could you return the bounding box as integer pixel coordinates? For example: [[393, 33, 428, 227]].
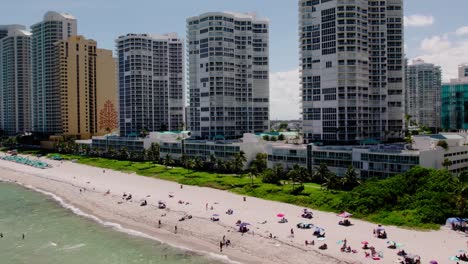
[[62, 243, 86, 250], [12, 182, 241, 264]]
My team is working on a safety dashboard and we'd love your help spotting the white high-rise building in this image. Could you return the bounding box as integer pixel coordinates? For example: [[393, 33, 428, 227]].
[[31, 11, 77, 134], [187, 12, 269, 140], [0, 25, 31, 135], [299, 0, 404, 143], [116, 33, 185, 136], [405, 59, 441, 130]]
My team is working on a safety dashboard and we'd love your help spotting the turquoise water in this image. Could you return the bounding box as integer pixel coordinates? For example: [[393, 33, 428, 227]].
[[0, 182, 224, 264]]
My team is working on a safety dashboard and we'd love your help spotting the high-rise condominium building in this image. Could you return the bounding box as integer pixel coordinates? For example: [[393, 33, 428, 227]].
[[405, 59, 441, 130], [187, 12, 270, 140], [441, 65, 468, 131], [31, 11, 77, 134], [0, 25, 31, 135], [116, 33, 185, 136], [56, 36, 118, 139], [299, 0, 404, 143]]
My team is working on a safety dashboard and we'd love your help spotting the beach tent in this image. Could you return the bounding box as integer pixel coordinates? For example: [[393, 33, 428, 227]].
[[445, 217, 462, 226], [337, 211, 352, 218]]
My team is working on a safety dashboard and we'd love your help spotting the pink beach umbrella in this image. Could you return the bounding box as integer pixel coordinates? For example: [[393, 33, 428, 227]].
[[361, 241, 369, 245], [276, 213, 285, 218], [429, 261, 438, 264], [338, 211, 353, 218]]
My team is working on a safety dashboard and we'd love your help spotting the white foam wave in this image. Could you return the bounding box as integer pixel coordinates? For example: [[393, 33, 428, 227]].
[[62, 243, 86, 250], [15, 183, 241, 264]]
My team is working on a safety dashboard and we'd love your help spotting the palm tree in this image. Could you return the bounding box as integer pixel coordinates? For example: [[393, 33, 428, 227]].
[[272, 164, 285, 184], [342, 166, 360, 190], [118, 147, 129, 160], [147, 143, 160, 163], [250, 153, 267, 174], [179, 154, 189, 168], [186, 158, 196, 171], [194, 156, 204, 170], [321, 172, 340, 191], [288, 164, 309, 191], [442, 158, 453, 169], [233, 151, 247, 174], [313, 163, 330, 184], [163, 154, 174, 168]]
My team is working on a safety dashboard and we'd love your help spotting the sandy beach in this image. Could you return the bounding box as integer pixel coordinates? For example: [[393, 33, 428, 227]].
[[0, 154, 465, 264]]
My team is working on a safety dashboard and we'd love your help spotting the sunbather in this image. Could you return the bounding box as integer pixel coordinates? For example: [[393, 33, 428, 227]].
[[318, 243, 328, 250]]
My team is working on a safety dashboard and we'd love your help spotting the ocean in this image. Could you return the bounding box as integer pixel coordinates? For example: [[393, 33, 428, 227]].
[[0, 182, 225, 264]]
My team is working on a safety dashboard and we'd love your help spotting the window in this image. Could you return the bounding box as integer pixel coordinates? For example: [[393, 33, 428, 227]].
[[326, 61, 332, 68]]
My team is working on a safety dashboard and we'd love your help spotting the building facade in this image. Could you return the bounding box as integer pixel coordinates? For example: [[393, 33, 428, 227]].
[[56, 35, 118, 139], [299, 0, 405, 143], [441, 65, 468, 131], [116, 33, 185, 136], [0, 25, 31, 135], [31, 11, 77, 134], [187, 12, 270, 140], [405, 59, 442, 130]]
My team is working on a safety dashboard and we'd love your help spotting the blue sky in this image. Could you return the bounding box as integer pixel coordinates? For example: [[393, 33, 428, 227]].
[[2, 0, 468, 119]]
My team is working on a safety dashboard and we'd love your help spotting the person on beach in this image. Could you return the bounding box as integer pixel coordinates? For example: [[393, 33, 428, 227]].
[[206, 203, 208, 210], [219, 241, 223, 252], [223, 235, 226, 243], [22, 234, 25, 240], [180, 184, 183, 189], [158, 220, 161, 228], [174, 225, 178, 234], [0, 233, 3, 238], [290, 228, 294, 237]]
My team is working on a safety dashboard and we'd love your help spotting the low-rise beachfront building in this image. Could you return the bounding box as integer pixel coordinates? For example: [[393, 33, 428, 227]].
[[307, 133, 468, 178], [76, 131, 468, 177], [266, 143, 307, 170]]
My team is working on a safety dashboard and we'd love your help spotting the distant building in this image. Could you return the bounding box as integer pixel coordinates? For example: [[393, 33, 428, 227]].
[[31, 11, 77, 134], [299, 0, 405, 143], [441, 65, 468, 130], [56, 35, 118, 139], [405, 59, 442, 130], [116, 33, 185, 136], [0, 25, 31, 135], [187, 12, 270, 140]]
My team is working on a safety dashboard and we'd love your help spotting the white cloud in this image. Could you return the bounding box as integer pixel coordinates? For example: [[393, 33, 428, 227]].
[[416, 32, 468, 81], [269, 69, 301, 120], [420, 35, 451, 53], [455, 26, 468, 36], [404, 15, 434, 27]]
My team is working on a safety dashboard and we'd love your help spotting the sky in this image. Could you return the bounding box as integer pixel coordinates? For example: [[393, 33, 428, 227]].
[[2, 0, 468, 120]]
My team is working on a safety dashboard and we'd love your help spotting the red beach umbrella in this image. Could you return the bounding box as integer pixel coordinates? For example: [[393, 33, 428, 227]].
[[276, 213, 285, 218]]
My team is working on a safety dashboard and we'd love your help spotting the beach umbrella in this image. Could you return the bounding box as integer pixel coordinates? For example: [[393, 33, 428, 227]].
[[276, 213, 285, 218], [317, 237, 326, 241], [337, 211, 352, 218], [240, 223, 250, 227], [212, 214, 219, 217], [361, 241, 369, 245], [449, 256, 460, 261], [158, 200, 166, 203], [429, 261, 438, 264]]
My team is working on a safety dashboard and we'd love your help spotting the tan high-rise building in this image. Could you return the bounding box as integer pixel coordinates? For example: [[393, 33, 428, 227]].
[[56, 35, 118, 139]]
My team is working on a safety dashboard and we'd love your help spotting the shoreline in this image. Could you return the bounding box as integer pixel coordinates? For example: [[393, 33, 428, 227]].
[[0, 155, 465, 264], [4, 179, 241, 264]]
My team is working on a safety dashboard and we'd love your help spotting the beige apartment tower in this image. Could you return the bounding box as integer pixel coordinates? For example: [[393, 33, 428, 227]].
[[56, 35, 118, 139]]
